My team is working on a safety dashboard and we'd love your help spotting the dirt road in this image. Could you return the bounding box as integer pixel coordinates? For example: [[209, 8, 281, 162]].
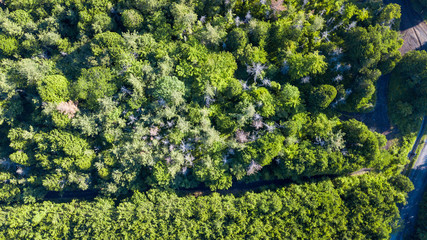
[[393, 0, 427, 54]]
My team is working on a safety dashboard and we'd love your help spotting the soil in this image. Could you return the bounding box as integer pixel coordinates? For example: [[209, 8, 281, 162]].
[[392, 0, 427, 54]]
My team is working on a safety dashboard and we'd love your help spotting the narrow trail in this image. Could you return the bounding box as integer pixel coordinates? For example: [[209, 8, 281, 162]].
[[43, 174, 340, 201]]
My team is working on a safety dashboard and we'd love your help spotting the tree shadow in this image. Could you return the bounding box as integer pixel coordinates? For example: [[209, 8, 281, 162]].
[[56, 42, 93, 81], [397, 0, 427, 31], [416, 42, 427, 51]]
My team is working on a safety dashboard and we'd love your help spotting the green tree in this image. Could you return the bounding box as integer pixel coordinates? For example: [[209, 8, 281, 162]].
[[339, 119, 381, 166], [37, 75, 70, 103], [0, 35, 18, 57], [9, 9, 33, 26], [0, 172, 21, 203], [74, 67, 117, 109], [121, 9, 144, 31], [251, 87, 276, 117], [287, 52, 328, 79], [254, 133, 285, 166], [277, 83, 301, 118], [309, 84, 337, 110], [91, 31, 127, 63], [170, 2, 198, 37], [91, 12, 114, 34], [36, 129, 95, 171], [346, 25, 402, 73], [375, 3, 401, 29], [389, 50, 427, 133], [247, 19, 270, 47], [226, 28, 248, 52], [9, 151, 29, 166], [152, 76, 186, 105]]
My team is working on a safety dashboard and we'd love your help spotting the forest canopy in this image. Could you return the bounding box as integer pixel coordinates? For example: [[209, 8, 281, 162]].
[[389, 50, 427, 134], [0, 0, 406, 197], [0, 174, 414, 240], [0, 0, 414, 238]]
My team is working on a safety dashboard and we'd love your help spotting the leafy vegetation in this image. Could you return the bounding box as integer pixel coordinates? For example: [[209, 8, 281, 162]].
[[389, 50, 427, 134], [0, 174, 413, 239], [0, 0, 406, 197], [0, 0, 415, 237]]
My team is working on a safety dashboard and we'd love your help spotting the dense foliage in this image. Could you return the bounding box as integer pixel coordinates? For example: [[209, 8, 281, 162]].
[[0, 174, 413, 239], [389, 50, 427, 134], [0, 0, 407, 200], [0, 0, 415, 238]]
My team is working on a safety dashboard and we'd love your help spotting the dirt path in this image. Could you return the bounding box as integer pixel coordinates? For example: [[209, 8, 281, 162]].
[[393, 0, 427, 54], [43, 175, 341, 201], [349, 168, 374, 176], [354, 74, 392, 135]]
